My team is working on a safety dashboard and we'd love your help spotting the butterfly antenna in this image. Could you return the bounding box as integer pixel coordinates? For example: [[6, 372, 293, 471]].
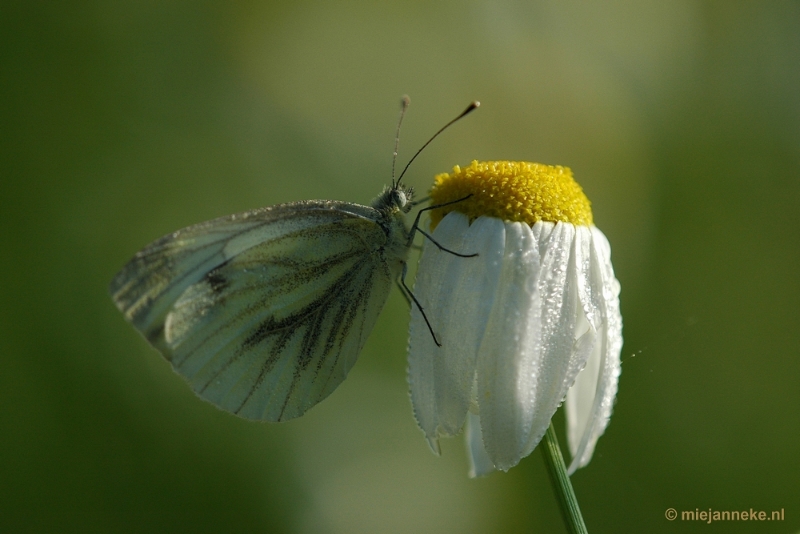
[[391, 95, 411, 188], [395, 101, 480, 187]]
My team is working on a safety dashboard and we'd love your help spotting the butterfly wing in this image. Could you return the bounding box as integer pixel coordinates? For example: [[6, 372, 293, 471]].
[[110, 201, 403, 421]]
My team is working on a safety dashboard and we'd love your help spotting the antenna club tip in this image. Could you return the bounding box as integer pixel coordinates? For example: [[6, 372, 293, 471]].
[[459, 101, 480, 118], [401, 95, 411, 107]]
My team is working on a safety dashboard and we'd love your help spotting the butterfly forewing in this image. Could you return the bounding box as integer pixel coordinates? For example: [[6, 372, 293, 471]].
[[110, 200, 404, 421]]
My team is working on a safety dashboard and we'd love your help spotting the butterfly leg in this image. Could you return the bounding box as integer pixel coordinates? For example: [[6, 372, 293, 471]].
[[407, 195, 478, 258], [395, 278, 412, 306], [408, 195, 431, 207], [400, 262, 442, 347], [415, 228, 478, 258]]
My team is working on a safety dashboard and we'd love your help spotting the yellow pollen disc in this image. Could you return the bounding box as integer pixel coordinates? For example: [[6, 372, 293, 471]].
[[428, 160, 593, 230]]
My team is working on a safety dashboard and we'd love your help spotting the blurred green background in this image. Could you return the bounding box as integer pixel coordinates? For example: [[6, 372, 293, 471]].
[[2, 2, 799, 532]]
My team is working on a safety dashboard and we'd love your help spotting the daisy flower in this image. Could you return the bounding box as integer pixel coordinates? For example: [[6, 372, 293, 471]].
[[408, 160, 622, 477]]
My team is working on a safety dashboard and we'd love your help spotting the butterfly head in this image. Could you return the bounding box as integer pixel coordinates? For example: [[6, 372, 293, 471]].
[[372, 183, 414, 214]]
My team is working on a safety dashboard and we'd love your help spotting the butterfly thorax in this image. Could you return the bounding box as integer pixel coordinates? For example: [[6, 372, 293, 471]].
[[370, 184, 413, 266]]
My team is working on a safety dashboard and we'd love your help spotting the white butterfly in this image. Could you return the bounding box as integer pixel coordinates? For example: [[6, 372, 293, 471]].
[[110, 100, 478, 422]]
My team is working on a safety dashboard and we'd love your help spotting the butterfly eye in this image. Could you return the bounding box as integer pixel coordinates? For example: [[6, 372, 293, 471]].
[[391, 189, 407, 209]]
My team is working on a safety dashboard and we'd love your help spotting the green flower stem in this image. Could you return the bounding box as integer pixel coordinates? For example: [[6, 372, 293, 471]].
[[542, 422, 588, 534]]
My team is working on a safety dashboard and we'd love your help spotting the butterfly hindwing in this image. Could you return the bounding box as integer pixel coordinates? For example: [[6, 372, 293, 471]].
[[111, 201, 401, 421]]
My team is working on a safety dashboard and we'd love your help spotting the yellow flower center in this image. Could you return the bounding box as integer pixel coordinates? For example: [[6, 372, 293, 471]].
[[428, 160, 593, 230]]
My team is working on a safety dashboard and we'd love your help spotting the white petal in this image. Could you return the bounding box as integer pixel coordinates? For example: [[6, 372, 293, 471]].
[[477, 222, 599, 472], [408, 213, 506, 452], [564, 226, 602, 463], [566, 226, 622, 473], [530, 222, 598, 451], [465, 413, 495, 478], [558, 226, 599, 409], [474, 221, 541, 470]]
